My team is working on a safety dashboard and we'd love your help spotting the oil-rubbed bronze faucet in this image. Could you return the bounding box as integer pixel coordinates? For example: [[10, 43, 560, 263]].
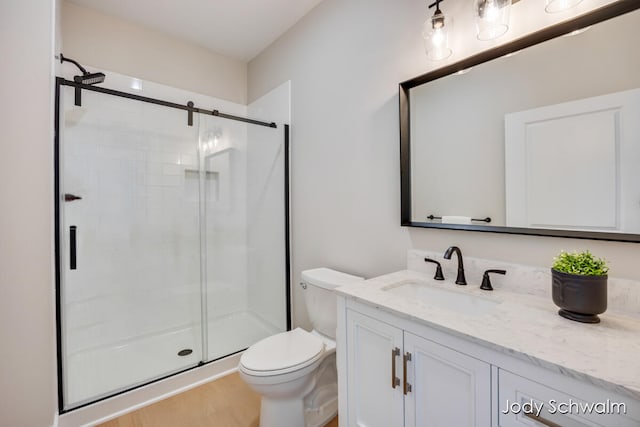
[[424, 258, 445, 280], [480, 269, 506, 291], [443, 246, 466, 285]]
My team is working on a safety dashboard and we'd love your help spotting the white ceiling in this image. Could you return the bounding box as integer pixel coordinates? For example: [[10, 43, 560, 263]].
[[67, 0, 325, 61]]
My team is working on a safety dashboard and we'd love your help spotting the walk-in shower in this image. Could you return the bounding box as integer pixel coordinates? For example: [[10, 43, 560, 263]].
[[54, 65, 290, 411]]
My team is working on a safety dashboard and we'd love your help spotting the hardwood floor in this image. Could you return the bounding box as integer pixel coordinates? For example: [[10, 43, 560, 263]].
[[99, 372, 339, 427]]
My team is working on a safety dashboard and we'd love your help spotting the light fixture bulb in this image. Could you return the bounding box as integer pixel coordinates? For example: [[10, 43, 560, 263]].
[[545, 0, 583, 13], [431, 28, 445, 46], [484, 3, 499, 21], [475, 0, 511, 41], [432, 8, 445, 29]]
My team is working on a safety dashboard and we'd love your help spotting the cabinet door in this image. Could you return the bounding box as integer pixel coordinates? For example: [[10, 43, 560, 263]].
[[346, 310, 404, 427], [404, 332, 491, 427]]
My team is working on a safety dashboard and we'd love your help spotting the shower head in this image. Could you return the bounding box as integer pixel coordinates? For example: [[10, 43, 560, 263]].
[[60, 53, 106, 85], [74, 72, 106, 85]]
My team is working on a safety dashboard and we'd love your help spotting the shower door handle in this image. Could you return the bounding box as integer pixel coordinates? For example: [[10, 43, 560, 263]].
[[64, 193, 82, 202], [70, 225, 77, 270]]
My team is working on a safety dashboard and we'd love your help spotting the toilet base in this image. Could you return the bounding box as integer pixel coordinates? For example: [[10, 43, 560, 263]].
[[260, 397, 305, 427], [259, 397, 337, 427], [305, 387, 337, 427]]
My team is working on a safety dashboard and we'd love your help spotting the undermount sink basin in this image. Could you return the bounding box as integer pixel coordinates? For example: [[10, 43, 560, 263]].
[[382, 280, 502, 316]]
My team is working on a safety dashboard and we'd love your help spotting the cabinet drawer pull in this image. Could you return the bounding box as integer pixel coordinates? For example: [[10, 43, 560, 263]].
[[403, 352, 412, 395], [524, 412, 562, 427], [391, 347, 400, 389]]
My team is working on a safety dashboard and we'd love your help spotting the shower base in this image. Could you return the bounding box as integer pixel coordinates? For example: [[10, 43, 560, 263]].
[[65, 310, 280, 409]]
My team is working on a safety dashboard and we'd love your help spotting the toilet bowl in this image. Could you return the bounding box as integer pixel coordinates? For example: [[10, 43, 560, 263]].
[[238, 268, 363, 427]]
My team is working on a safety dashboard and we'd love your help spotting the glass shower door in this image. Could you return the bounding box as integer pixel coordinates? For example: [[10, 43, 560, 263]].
[[59, 86, 203, 409], [199, 115, 288, 361]]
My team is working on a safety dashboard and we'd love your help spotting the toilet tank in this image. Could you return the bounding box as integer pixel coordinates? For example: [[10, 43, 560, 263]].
[[301, 268, 364, 339]]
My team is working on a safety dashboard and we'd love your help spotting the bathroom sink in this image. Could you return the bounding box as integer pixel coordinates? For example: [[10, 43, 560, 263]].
[[382, 280, 501, 316]]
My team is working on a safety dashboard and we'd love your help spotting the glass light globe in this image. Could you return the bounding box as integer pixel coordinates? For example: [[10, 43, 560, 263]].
[[475, 0, 512, 41], [423, 12, 452, 61]]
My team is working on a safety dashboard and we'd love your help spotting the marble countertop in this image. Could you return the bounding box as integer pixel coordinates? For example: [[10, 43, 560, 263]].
[[335, 269, 640, 401]]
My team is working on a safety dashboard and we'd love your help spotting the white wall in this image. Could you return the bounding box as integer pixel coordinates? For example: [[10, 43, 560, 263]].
[[0, 0, 58, 426], [248, 0, 640, 328], [62, 1, 247, 104]]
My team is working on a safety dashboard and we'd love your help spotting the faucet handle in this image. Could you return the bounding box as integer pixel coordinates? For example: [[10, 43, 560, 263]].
[[424, 258, 445, 280], [480, 269, 506, 291]]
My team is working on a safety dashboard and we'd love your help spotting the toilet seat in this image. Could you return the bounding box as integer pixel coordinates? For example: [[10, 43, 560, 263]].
[[240, 328, 325, 377]]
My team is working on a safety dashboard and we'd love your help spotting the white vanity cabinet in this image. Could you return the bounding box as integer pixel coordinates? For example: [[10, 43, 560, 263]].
[[344, 310, 404, 427], [497, 369, 640, 427], [337, 297, 640, 427], [404, 330, 491, 426], [342, 308, 491, 427]]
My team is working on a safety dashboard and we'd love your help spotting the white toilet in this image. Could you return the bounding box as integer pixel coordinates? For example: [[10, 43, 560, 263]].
[[238, 268, 363, 427]]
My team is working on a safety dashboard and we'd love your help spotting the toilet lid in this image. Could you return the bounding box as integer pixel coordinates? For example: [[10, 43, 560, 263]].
[[240, 328, 325, 374]]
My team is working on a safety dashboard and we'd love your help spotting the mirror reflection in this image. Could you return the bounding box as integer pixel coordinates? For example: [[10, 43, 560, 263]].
[[409, 9, 640, 234]]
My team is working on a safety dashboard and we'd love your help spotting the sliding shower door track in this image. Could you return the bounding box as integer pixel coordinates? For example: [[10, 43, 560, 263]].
[[57, 77, 277, 128]]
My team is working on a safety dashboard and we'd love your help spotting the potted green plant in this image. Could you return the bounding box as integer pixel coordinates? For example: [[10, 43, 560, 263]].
[[551, 250, 609, 324]]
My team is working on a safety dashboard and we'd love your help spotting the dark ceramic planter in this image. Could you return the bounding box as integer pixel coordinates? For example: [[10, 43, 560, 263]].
[[551, 269, 607, 323]]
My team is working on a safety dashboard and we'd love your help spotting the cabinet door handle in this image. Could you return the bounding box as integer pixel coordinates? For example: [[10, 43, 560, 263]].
[[524, 412, 562, 427], [403, 352, 412, 395], [391, 347, 400, 389]]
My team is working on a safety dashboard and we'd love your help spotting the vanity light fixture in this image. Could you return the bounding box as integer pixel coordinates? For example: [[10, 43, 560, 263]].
[[423, 0, 452, 61], [545, 0, 583, 13], [475, 0, 512, 40]]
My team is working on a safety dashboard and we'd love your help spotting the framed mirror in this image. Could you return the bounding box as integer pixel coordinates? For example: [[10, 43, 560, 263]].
[[400, 1, 640, 242]]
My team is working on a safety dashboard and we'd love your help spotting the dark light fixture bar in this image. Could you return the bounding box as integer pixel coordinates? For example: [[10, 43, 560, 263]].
[[58, 78, 277, 129]]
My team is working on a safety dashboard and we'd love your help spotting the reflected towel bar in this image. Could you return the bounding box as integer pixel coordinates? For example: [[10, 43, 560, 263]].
[[427, 215, 492, 223]]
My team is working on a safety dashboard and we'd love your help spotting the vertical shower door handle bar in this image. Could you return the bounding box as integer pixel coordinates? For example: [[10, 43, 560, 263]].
[[70, 226, 77, 270], [391, 347, 400, 388]]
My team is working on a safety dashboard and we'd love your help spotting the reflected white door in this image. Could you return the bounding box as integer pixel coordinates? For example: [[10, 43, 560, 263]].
[[505, 88, 640, 232]]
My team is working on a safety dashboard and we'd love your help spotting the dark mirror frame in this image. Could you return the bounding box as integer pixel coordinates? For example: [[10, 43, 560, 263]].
[[400, 0, 640, 243]]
